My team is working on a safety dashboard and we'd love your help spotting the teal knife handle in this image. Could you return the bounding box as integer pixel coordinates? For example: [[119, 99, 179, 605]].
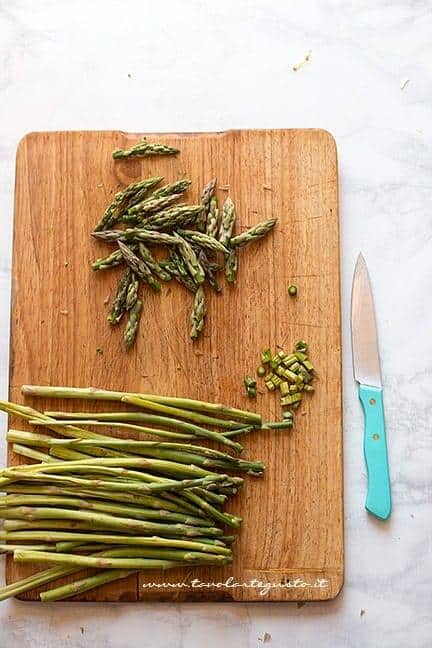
[[359, 385, 391, 520]]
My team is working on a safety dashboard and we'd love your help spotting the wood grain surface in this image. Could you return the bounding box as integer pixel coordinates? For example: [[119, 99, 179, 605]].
[[8, 129, 343, 601]]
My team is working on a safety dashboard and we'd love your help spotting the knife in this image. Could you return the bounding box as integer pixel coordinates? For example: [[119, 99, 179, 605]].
[[351, 253, 391, 520]]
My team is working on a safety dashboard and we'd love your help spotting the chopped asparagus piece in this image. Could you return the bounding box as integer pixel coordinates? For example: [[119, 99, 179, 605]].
[[261, 349, 272, 364], [280, 382, 290, 397], [295, 351, 307, 362], [244, 376, 257, 398]]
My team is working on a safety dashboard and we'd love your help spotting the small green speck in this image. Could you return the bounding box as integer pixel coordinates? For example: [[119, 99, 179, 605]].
[[288, 284, 298, 297]]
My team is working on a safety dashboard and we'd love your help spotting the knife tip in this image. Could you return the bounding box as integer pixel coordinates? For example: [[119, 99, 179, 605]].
[[356, 251, 366, 265]]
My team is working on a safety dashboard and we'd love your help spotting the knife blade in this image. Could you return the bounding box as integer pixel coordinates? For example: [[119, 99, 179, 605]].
[[351, 253, 391, 520]]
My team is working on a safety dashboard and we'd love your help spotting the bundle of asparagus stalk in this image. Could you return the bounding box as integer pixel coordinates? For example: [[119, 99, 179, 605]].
[[91, 141, 277, 348], [0, 385, 274, 601]]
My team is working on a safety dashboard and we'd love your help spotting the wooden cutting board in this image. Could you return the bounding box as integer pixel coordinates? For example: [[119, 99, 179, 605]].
[[8, 129, 343, 602]]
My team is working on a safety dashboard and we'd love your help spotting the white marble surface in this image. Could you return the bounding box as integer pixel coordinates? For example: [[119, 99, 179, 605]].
[[0, 1, 431, 646]]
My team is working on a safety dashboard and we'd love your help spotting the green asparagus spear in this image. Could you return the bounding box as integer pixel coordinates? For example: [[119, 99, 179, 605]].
[[197, 177, 217, 231], [126, 193, 182, 216], [112, 139, 179, 159], [145, 205, 204, 230], [20, 386, 262, 425], [164, 258, 197, 293], [176, 236, 205, 285], [93, 229, 181, 246], [230, 218, 277, 248], [118, 241, 160, 292], [206, 196, 219, 238], [94, 177, 163, 231], [218, 197, 236, 246], [177, 229, 229, 256], [0, 494, 214, 527], [150, 179, 192, 199], [196, 249, 222, 294], [40, 568, 136, 602], [137, 244, 171, 281], [107, 269, 132, 324], [225, 249, 238, 284], [2, 533, 233, 555], [124, 299, 142, 349], [14, 550, 228, 570], [0, 564, 81, 602], [92, 249, 124, 271], [190, 286, 206, 341], [1, 507, 222, 538], [125, 272, 139, 310]]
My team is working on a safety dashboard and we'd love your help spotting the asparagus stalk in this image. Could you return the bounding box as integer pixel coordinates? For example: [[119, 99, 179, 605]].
[[178, 229, 229, 256], [29, 419, 194, 441], [4, 518, 214, 535], [0, 495, 214, 527], [126, 193, 181, 216], [230, 218, 277, 247], [197, 177, 217, 232], [125, 272, 139, 310], [0, 400, 114, 443], [12, 443, 56, 464], [2, 484, 198, 516], [176, 236, 205, 285], [150, 179, 192, 199], [0, 563, 81, 602], [218, 197, 236, 246], [2, 469, 229, 495], [107, 268, 132, 324], [94, 177, 163, 231], [190, 286, 206, 341], [8, 430, 262, 469], [121, 395, 243, 452], [145, 205, 204, 231], [196, 249, 222, 294], [15, 550, 228, 570], [118, 242, 160, 291], [180, 490, 242, 528], [92, 249, 124, 271], [112, 139, 179, 159], [192, 488, 227, 505], [1, 507, 222, 538], [225, 249, 238, 284], [124, 299, 143, 349], [40, 569, 136, 602], [92, 229, 181, 246], [75, 546, 228, 562], [41, 409, 249, 431], [40, 549, 229, 602], [5, 455, 217, 479], [55, 542, 116, 552], [162, 255, 197, 293], [14, 431, 263, 473], [137, 244, 172, 281], [49, 443, 126, 462], [206, 195, 219, 238], [0, 544, 55, 553], [1, 532, 232, 555], [20, 385, 262, 425]]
